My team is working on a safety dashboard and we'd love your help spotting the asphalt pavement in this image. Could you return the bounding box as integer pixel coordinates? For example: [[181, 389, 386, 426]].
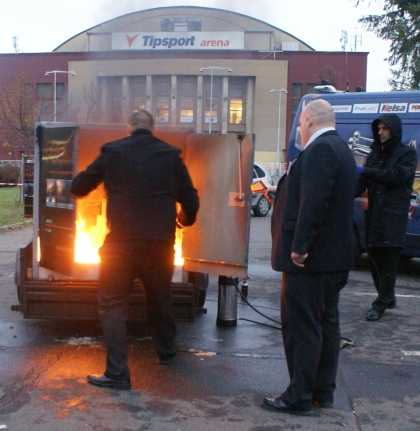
[[0, 215, 420, 430]]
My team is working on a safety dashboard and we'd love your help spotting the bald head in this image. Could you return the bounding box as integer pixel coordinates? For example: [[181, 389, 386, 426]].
[[128, 109, 154, 132], [304, 99, 335, 127], [299, 99, 336, 145]]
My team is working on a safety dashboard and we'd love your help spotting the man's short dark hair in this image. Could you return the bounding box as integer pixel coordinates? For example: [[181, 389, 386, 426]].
[[128, 110, 154, 131]]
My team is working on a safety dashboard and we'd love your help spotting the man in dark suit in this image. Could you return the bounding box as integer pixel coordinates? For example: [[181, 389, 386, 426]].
[[262, 99, 357, 415], [71, 110, 199, 390]]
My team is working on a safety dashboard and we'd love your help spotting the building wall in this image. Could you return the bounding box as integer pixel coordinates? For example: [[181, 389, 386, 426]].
[[0, 7, 367, 162]]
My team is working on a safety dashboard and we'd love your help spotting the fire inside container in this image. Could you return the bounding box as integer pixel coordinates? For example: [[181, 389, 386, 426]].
[[15, 122, 254, 321]]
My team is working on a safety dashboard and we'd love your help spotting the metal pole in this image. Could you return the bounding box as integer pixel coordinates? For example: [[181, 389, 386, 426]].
[[276, 91, 281, 176], [209, 68, 213, 134], [53, 72, 57, 122]]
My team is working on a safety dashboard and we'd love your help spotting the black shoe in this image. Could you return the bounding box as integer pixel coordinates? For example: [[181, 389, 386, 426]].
[[157, 352, 177, 365], [365, 308, 384, 321], [261, 397, 313, 416], [87, 373, 131, 390], [313, 399, 334, 409], [387, 301, 396, 309]]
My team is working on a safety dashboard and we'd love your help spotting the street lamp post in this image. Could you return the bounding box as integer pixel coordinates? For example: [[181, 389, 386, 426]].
[[45, 70, 76, 122], [270, 88, 288, 176], [199, 66, 232, 133]]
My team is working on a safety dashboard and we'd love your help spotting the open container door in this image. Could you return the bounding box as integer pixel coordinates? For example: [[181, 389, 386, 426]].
[[181, 134, 254, 279]]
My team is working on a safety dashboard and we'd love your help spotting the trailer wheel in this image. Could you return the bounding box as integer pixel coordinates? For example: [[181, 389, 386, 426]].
[[188, 272, 209, 307], [17, 285, 23, 304]]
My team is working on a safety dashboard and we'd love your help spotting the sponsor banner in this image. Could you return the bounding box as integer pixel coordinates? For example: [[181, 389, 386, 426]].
[[332, 105, 352, 113], [204, 116, 217, 124], [353, 104, 379, 114], [380, 103, 407, 113], [112, 32, 244, 50], [180, 116, 194, 123], [409, 103, 420, 113]]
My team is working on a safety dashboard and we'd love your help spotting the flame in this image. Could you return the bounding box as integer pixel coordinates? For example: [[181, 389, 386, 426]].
[[174, 227, 184, 266], [74, 198, 184, 266], [74, 199, 109, 264]]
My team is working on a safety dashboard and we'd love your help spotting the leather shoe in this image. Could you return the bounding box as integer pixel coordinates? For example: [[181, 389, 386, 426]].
[[365, 308, 384, 321], [87, 373, 131, 390], [313, 399, 333, 409], [157, 352, 177, 365], [261, 396, 313, 416]]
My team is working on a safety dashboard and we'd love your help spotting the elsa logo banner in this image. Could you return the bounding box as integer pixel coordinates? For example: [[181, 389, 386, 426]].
[[352, 104, 379, 114]]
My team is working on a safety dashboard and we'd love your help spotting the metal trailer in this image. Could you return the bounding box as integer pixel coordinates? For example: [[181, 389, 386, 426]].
[[13, 123, 254, 322]]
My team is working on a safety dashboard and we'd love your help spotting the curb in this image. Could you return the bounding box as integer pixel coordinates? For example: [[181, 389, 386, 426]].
[[0, 220, 33, 233]]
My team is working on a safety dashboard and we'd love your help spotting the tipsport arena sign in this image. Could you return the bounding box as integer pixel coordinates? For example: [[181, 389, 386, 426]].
[[112, 32, 244, 50]]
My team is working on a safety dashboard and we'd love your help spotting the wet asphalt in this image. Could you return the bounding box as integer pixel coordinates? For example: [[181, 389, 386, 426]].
[[0, 213, 420, 430]]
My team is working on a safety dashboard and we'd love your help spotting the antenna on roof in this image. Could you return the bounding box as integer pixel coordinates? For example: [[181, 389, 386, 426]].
[[12, 36, 19, 53], [340, 30, 348, 51]]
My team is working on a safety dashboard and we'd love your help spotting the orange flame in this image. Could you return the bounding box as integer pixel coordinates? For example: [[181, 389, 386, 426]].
[[74, 199, 184, 266], [174, 227, 184, 266], [74, 199, 109, 264]]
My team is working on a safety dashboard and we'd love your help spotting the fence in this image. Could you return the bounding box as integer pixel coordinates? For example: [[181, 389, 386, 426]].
[[258, 162, 287, 177], [0, 160, 22, 167]]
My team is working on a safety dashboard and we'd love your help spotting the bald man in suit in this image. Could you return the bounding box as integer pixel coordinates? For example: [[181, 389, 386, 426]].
[[262, 99, 357, 416]]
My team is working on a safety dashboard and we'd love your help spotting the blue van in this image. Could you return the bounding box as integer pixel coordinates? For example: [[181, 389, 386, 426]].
[[287, 90, 420, 265]]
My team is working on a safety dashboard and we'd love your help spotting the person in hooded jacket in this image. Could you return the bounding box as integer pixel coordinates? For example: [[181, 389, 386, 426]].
[[356, 113, 417, 321], [71, 109, 199, 389]]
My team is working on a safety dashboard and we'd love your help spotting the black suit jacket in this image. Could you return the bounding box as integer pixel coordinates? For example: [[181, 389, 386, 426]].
[[271, 130, 357, 273], [71, 129, 199, 242]]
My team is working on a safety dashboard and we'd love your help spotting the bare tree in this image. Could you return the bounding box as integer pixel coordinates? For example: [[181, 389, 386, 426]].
[[0, 69, 36, 155], [84, 78, 103, 123]]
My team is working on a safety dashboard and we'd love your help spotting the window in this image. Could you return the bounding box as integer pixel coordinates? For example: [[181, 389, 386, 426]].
[[25, 84, 33, 97], [292, 83, 302, 99], [203, 79, 220, 124], [25, 84, 33, 106], [292, 83, 303, 115], [174, 22, 188, 32], [229, 80, 245, 124], [306, 84, 318, 95], [36, 83, 64, 99], [130, 77, 146, 111], [178, 80, 195, 123], [161, 18, 201, 31], [108, 77, 122, 123], [56, 83, 64, 98], [36, 83, 52, 98], [155, 80, 170, 123]]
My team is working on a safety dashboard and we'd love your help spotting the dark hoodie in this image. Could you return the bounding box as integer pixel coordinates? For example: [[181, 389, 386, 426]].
[[371, 113, 403, 156], [356, 113, 417, 247]]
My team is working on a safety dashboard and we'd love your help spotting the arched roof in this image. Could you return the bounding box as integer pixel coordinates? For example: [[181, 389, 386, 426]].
[[54, 6, 314, 52]]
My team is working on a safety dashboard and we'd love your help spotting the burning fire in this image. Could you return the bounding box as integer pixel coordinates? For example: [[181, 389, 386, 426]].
[[74, 199, 109, 264], [74, 199, 184, 266], [174, 227, 184, 266]]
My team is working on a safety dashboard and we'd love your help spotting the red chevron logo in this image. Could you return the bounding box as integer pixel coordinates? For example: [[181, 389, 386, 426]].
[[126, 33, 141, 48]]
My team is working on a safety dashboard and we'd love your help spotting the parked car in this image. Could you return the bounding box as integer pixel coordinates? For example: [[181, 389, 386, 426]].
[[251, 163, 274, 217]]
